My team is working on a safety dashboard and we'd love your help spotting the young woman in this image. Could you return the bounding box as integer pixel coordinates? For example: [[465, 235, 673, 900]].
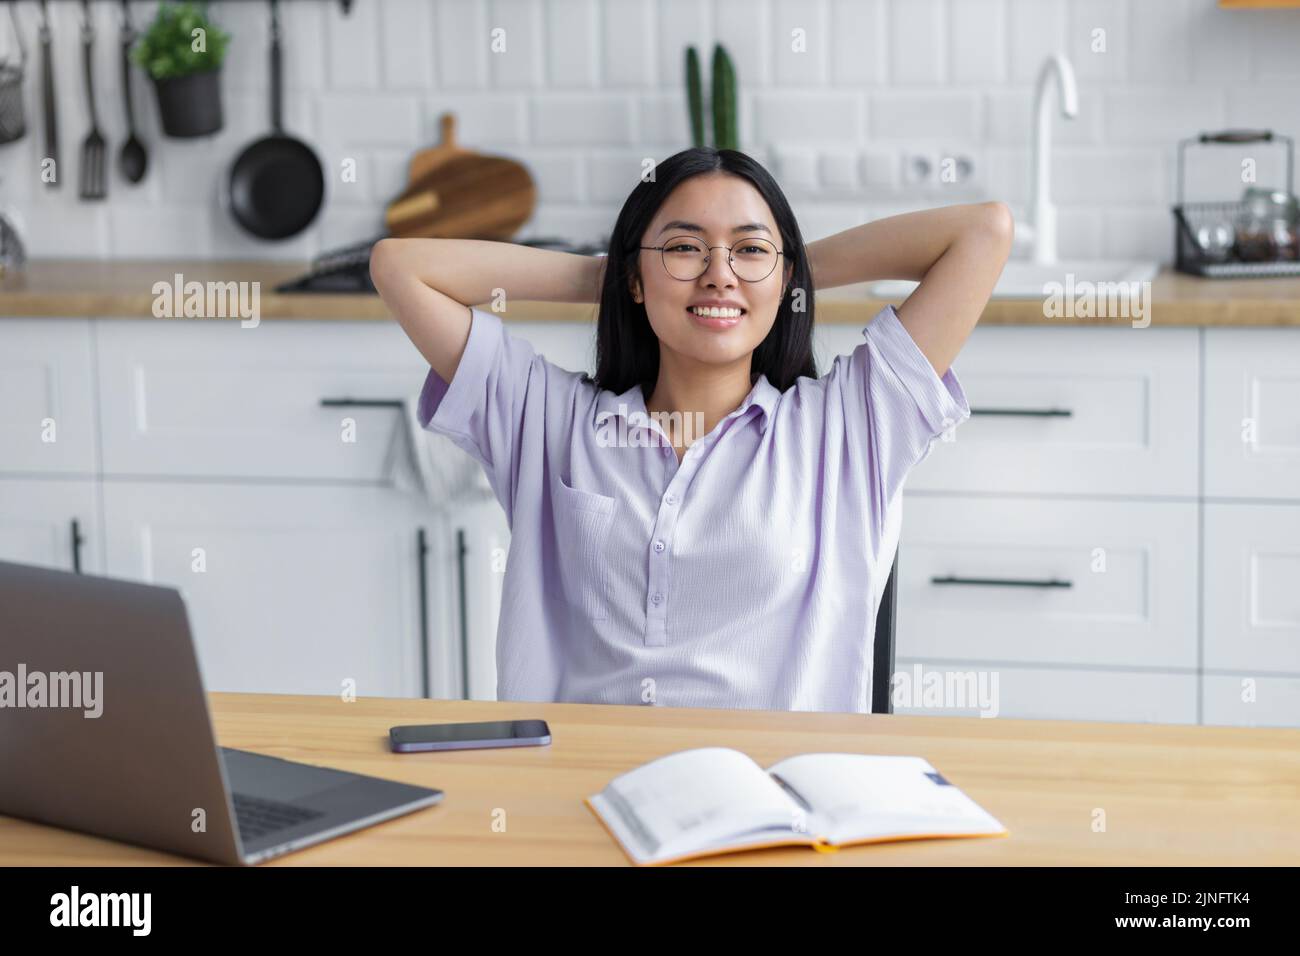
[[370, 147, 1011, 713]]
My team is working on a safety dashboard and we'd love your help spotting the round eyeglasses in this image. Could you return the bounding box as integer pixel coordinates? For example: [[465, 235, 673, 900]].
[[639, 235, 784, 283]]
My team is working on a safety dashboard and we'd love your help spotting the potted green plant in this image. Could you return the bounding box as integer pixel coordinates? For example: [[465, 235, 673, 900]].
[[131, 2, 232, 138], [685, 44, 738, 150]]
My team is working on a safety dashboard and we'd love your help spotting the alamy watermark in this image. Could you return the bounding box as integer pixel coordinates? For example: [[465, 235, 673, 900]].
[[890, 663, 1000, 718], [596, 405, 706, 449], [49, 886, 150, 936], [0, 664, 103, 718], [151, 272, 261, 328], [1042, 275, 1152, 329]]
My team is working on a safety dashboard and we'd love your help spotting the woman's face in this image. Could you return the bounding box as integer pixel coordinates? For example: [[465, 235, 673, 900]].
[[631, 173, 793, 370]]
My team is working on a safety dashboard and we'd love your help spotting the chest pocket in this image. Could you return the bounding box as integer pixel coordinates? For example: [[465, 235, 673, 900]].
[[549, 476, 617, 622]]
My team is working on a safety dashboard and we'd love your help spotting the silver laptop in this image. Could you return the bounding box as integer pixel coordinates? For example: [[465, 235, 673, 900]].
[[0, 559, 443, 865]]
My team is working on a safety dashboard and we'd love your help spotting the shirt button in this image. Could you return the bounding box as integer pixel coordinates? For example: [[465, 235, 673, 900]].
[[651, 592, 663, 605], [653, 540, 665, 552], [665, 493, 677, 505], [661, 445, 671, 456]]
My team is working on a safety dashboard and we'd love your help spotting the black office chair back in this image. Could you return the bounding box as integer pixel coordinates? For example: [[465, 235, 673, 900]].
[[871, 549, 899, 714]]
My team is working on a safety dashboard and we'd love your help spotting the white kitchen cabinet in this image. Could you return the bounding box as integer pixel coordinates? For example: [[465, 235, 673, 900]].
[[1204, 327, 1300, 500], [101, 481, 445, 699], [1203, 502, 1300, 676], [934, 325, 1200, 497], [819, 324, 1201, 498], [892, 658, 1197, 723], [454, 496, 512, 701], [0, 318, 98, 475], [497, 319, 601, 375], [0, 478, 102, 574], [896, 494, 1199, 668], [95, 319, 429, 481], [1201, 674, 1300, 728]]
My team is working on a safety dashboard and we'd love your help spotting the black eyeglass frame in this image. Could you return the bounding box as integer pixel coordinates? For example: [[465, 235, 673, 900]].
[[638, 236, 786, 283]]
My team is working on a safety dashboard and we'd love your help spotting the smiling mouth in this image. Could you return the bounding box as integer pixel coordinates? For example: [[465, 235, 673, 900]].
[[687, 306, 746, 328], [686, 312, 748, 330]]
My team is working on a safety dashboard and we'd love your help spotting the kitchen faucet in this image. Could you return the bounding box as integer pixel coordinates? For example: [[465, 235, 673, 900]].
[[1025, 54, 1079, 265]]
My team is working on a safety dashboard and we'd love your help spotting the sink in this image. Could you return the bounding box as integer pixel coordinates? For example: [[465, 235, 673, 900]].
[[869, 259, 1160, 300]]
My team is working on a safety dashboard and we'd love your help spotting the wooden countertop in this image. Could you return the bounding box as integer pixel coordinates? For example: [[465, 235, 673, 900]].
[[0, 259, 1299, 326], [2, 692, 1297, 866]]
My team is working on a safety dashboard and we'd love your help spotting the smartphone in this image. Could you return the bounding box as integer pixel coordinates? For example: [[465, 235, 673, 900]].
[[389, 719, 551, 753]]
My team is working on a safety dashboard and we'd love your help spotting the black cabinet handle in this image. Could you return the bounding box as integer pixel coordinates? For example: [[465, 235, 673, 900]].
[[70, 518, 85, 574], [931, 575, 1072, 589], [319, 398, 406, 410], [456, 528, 470, 701], [969, 407, 1073, 417], [417, 527, 430, 699]]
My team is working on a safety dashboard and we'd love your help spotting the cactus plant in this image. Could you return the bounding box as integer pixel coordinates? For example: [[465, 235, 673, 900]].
[[683, 43, 739, 150], [711, 44, 737, 151], [686, 47, 705, 148]]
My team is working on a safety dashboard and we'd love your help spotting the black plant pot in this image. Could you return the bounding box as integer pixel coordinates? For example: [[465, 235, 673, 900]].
[[153, 67, 224, 138]]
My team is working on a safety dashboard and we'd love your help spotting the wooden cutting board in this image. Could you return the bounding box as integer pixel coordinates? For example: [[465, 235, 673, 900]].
[[385, 113, 536, 240]]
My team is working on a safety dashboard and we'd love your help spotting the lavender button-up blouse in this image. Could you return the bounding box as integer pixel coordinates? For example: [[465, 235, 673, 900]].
[[417, 303, 970, 713]]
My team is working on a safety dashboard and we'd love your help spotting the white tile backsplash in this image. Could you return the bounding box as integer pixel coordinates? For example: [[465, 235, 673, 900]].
[[831, 0, 887, 87], [601, 0, 657, 88], [381, 0, 438, 90], [545, 0, 600, 88], [4, 0, 1296, 264], [949, 0, 1007, 86], [772, 0, 830, 88], [890, 0, 948, 86]]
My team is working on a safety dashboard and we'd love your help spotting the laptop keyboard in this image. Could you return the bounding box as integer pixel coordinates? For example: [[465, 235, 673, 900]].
[[232, 793, 326, 841]]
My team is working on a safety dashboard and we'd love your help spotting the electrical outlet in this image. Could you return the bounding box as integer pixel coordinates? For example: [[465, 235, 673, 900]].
[[900, 151, 939, 188], [936, 150, 983, 191]]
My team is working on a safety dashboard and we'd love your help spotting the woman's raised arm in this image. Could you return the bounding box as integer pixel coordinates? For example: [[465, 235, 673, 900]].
[[369, 238, 606, 382], [806, 202, 1013, 378]]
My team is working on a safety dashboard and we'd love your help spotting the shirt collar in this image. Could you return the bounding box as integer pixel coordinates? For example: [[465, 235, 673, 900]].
[[596, 373, 781, 437]]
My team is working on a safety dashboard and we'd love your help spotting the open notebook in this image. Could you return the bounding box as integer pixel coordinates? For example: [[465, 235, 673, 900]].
[[585, 747, 1008, 865]]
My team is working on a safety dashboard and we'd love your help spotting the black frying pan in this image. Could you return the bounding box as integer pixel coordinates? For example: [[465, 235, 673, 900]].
[[228, 0, 324, 240]]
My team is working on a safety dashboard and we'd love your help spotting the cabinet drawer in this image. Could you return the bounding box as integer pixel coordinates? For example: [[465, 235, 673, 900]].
[[892, 659, 1196, 723], [897, 495, 1198, 668], [0, 478, 102, 573], [101, 481, 431, 697], [96, 320, 428, 479], [1204, 328, 1300, 500], [1204, 502, 1300, 674], [1202, 674, 1300, 728], [0, 319, 97, 474], [825, 324, 1199, 496]]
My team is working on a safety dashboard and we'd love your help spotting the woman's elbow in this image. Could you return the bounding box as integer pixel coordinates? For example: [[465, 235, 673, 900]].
[[977, 201, 1015, 256], [369, 237, 404, 289]]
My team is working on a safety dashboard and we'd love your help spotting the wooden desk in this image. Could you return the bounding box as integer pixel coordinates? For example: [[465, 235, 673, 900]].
[[3, 693, 1298, 866]]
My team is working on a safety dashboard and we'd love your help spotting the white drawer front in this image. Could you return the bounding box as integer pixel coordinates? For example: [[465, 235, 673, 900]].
[[97, 320, 428, 479], [0, 479, 102, 573], [101, 481, 429, 698], [892, 659, 1196, 723], [897, 495, 1198, 668], [824, 324, 1199, 496], [0, 319, 97, 475], [1204, 502, 1300, 674], [1204, 328, 1300, 500], [1202, 675, 1300, 728]]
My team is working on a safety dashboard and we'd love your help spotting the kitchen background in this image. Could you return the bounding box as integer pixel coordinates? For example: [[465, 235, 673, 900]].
[[1, 0, 1298, 728], [1, 0, 1298, 260]]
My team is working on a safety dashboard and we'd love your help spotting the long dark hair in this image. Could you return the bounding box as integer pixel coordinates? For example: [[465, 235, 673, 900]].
[[585, 148, 817, 396]]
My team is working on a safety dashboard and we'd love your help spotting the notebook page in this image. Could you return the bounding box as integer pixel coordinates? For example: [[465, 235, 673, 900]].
[[766, 753, 1006, 844], [594, 747, 801, 861]]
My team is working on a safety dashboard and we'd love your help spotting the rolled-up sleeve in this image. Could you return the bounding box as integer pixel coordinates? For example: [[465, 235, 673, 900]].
[[416, 307, 547, 524], [832, 303, 971, 542]]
